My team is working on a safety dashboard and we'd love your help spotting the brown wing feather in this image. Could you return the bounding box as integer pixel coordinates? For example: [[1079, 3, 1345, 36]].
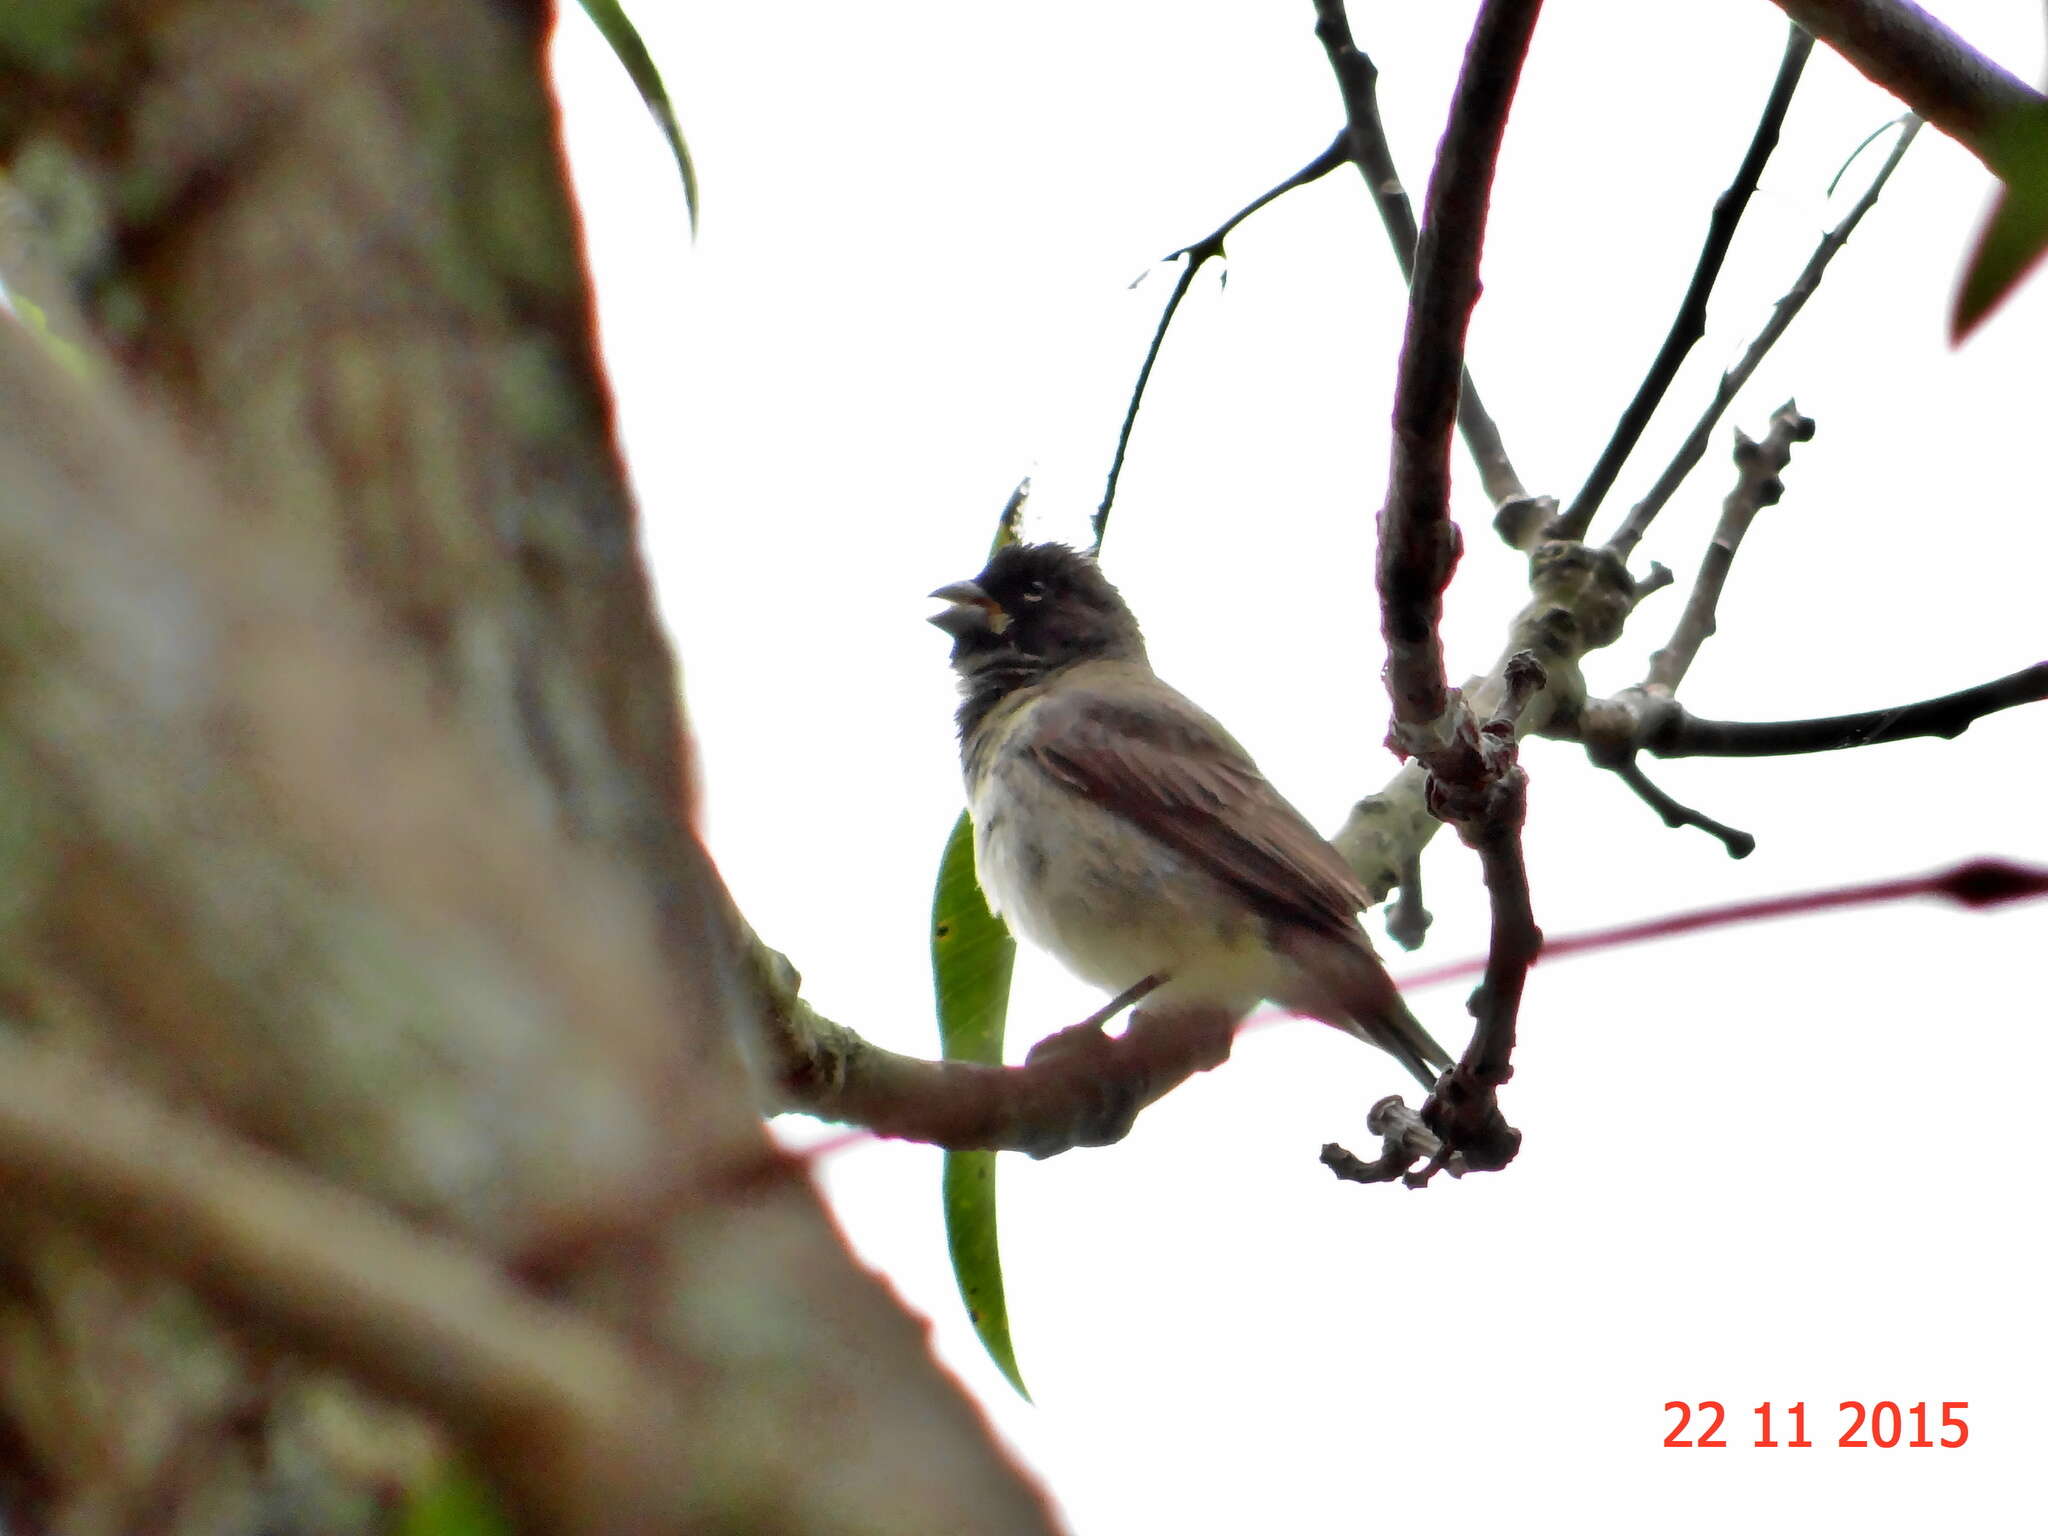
[[1024, 672, 1371, 937]]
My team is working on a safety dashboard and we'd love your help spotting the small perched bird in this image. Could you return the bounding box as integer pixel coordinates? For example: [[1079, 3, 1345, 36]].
[[929, 541, 1451, 1088]]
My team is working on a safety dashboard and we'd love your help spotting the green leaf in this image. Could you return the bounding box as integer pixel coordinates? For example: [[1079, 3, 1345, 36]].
[[932, 808, 1026, 1398], [1954, 107, 2048, 340], [400, 1463, 514, 1536], [989, 476, 1029, 559], [575, 0, 699, 233]]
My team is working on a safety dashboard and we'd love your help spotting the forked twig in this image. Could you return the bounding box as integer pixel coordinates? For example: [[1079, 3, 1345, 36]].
[[1551, 25, 1814, 541], [1608, 116, 1920, 559]]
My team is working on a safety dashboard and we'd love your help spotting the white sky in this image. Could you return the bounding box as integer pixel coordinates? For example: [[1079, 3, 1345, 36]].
[[552, 5, 2046, 1532]]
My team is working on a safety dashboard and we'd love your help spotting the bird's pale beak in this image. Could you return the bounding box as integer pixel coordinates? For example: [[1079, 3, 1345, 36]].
[[928, 580, 1009, 637]]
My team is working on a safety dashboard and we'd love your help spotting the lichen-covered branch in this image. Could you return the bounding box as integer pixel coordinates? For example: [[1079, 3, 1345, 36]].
[[1646, 402, 1816, 691], [1333, 534, 1648, 903], [1768, 0, 2043, 170]]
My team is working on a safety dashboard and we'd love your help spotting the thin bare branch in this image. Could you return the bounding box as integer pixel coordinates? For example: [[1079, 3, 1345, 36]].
[[1169, 136, 1352, 268], [1608, 117, 1920, 560], [1769, 0, 2043, 170], [754, 939, 1230, 1156], [1379, 0, 1546, 730], [1094, 139, 1349, 547], [1612, 757, 1757, 859], [1576, 662, 2048, 769], [1646, 402, 1816, 692], [1313, 0, 1533, 520], [1550, 25, 1814, 542]]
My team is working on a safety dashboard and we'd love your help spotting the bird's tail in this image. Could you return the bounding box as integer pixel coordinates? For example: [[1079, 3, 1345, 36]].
[[1275, 932, 1453, 1091], [1359, 996, 1454, 1091]]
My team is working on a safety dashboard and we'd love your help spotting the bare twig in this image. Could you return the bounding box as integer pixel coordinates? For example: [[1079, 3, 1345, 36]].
[[1379, 0, 1546, 731], [1768, 0, 2043, 170], [756, 940, 1232, 1157], [1608, 117, 1920, 560], [1169, 136, 1352, 268], [1632, 561, 1677, 604], [1093, 260, 1203, 551], [1620, 661, 2048, 757], [1313, 0, 1533, 521], [1612, 757, 1757, 859], [1093, 139, 1350, 546], [1569, 662, 2048, 810], [1320, 1096, 1463, 1185], [1550, 26, 1814, 542], [1646, 402, 1816, 692], [1384, 855, 1433, 950]]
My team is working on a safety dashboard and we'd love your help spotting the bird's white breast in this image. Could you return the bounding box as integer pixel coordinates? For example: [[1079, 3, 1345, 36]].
[[966, 694, 1277, 1014]]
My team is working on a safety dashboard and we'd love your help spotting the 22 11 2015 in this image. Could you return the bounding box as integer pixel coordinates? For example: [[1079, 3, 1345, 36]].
[[1663, 1400, 1968, 1448]]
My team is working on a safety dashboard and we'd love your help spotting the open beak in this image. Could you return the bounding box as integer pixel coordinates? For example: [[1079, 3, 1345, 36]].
[[928, 579, 1009, 637]]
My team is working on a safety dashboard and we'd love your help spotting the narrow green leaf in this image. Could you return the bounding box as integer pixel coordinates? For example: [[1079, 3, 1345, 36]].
[[575, 0, 699, 233], [1954, 107, 2048, 340], [932, 808, 1026, 1397]]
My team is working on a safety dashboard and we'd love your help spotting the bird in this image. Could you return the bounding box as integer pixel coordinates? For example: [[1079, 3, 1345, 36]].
[[929, 540, 1452, 1090]]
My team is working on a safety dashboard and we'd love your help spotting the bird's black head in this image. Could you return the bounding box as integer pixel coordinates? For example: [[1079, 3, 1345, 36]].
[[929, 542, 1147, 737]]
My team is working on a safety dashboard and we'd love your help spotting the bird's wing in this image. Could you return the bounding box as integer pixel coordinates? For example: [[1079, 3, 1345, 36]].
[[1024, 667, 1371, 938]]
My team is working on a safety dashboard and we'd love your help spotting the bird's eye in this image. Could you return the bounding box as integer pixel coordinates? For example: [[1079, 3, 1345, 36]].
[[1020, 580, 1047, 603]]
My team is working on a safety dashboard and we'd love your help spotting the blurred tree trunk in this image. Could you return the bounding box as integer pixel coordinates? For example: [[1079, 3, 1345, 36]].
[[0, 2, 1052, 1531]]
